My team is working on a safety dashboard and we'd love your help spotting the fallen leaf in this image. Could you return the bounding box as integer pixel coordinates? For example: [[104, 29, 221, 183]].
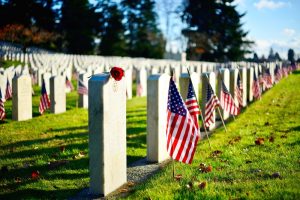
[[59, 146, 65, 152], [186, 181, 193, 189], [269, 136, 275, 143], [205, 165, 213, 173], [198, 181, 207, 190], [15, 177, 22, 183], [271, 172, 281, 178], [255, 137, 264, 145], [31, 171, 40, 179], [280, 135, 287, 139], [174, 174, 182, 181], [120, 188, 128, 193], [48, 160, 69, 169], [211, 150, 222, 157], [127, 181, 135, 187]]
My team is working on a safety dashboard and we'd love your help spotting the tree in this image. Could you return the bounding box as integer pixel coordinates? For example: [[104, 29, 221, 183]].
[[60, 0, 98, 54], [268, 48, 275, 61], [181, 0, 253, 61], [253, 52, 259, 62], [287, 48, 295, 63], [122, 0, 165, 58], [0, 24, 58, 53], [274, 52, 281, 61], [97, 1, 127, 56]]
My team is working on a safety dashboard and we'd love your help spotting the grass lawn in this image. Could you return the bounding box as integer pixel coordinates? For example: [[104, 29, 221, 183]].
[[0, 71, 299, 199]]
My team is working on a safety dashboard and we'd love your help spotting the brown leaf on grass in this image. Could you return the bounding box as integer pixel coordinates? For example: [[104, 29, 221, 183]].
[[264, 122, 270, 126], [198, 181, 207, 190], [174, 174, 183, 181], [271, 172, 281, 179], [211, 150, 223, 157], [127, 181, 135, 187], [48, 160, 69, 170], [59, 146, 66, 152], [269, 136, 275, 143], [15, 177, 22, 183], [199, 163, 213, 173], [186, 181, 193, 189], [228, 136, 241, 145], [280, 135, 287, 139], [120, 188, 128, 193], [73, 152, 85, 159], [255, 137, 264, 145], [206, 165, 213, 172], [31, 171, 40, 180]]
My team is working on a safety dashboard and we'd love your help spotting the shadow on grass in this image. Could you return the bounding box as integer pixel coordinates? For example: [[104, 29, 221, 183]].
[[292, 70, 300, 75]]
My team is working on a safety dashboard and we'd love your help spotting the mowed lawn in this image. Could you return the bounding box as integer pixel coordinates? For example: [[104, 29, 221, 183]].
[[124, 71, 300, 199], [0, 71, 299, 199]]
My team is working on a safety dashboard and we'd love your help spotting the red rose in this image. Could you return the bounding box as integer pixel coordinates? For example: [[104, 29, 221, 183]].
[[110, 67, 124, 81]]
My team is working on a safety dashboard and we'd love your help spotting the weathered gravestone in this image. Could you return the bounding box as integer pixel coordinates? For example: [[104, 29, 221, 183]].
[[88, 73, 126, 196], [217, 68, 230, 120], [147, 74, 170, 163], [247, 67, 254, 102], [50, 76, 66, 114], [179, 72, 199, 101], [230, 68, 239, 107], [125, 69, 132, 99], [136, 67, 147, 97], [239, 67, 247, 107], [78, 73, 91, 108], [202, 72, 216, 130], [12, 75, 32, 121]]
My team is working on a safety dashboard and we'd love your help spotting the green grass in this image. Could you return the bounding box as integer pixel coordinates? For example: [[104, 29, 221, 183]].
[[0, 71, 299, 199], [123, 71, 300, 199]]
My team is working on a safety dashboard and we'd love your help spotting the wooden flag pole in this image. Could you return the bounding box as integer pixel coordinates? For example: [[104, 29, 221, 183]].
[[170, 69, 175, 179], [204, 73, 228, 132], [186, 68, 212, 150]]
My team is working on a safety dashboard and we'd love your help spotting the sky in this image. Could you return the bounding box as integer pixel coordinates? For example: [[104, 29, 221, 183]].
[[156, 0, 300, 59]]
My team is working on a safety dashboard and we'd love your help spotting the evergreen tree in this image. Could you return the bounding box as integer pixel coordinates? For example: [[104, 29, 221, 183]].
[[268, 48, 275, 61], [97, 1, 127, 56], [122, 0, 165, 58], [181, 0, 252, 61], [287, 48, 295, 63], [60, 0, 97, 54], [253, 52, 259, 62], [274, 52, 281, 61]]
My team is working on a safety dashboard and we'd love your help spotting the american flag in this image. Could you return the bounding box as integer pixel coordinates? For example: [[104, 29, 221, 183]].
[[263, 68, 273, 89], [77, 79, 88, 95], [0, 90, 5, 120], [166, 78, 199, 164], [252, 71, 261, 99], [65, 76, 74, 91], [204, 82, 220, 128], [39, 79, 50, 114], [274, 65, 281, 83], [220, 80, 239, 116], [185, 79, 201, 129], [235, 73, 243, 107], [5, 78, 12, 100]]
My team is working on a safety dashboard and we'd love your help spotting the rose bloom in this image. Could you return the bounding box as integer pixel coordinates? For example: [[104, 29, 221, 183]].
[[110, 67, 124, 81]]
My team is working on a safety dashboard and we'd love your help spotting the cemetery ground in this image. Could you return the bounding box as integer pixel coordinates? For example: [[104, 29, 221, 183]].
[[0, 72, 299, 199]]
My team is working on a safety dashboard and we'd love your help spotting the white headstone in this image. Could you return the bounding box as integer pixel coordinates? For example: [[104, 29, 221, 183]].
[[88, 73, 126, 196], [217, 68, 230, 120], [136, 67, 147, 97], [247, 67, 254, 102], [78, 73, 91, 108], [12, 75, 32, 121], [147, 74, 170, 162], [239, 68, 247, 107], [42, 72, 51, 95], [179, 72, 199, 101], [125, 69, 132, 99], [230, 69, 239, 107], [50, 76, 66, 114]]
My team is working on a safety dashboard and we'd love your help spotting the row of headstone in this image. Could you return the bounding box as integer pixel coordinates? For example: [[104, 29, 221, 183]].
[[87, 62, 298, 196]]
